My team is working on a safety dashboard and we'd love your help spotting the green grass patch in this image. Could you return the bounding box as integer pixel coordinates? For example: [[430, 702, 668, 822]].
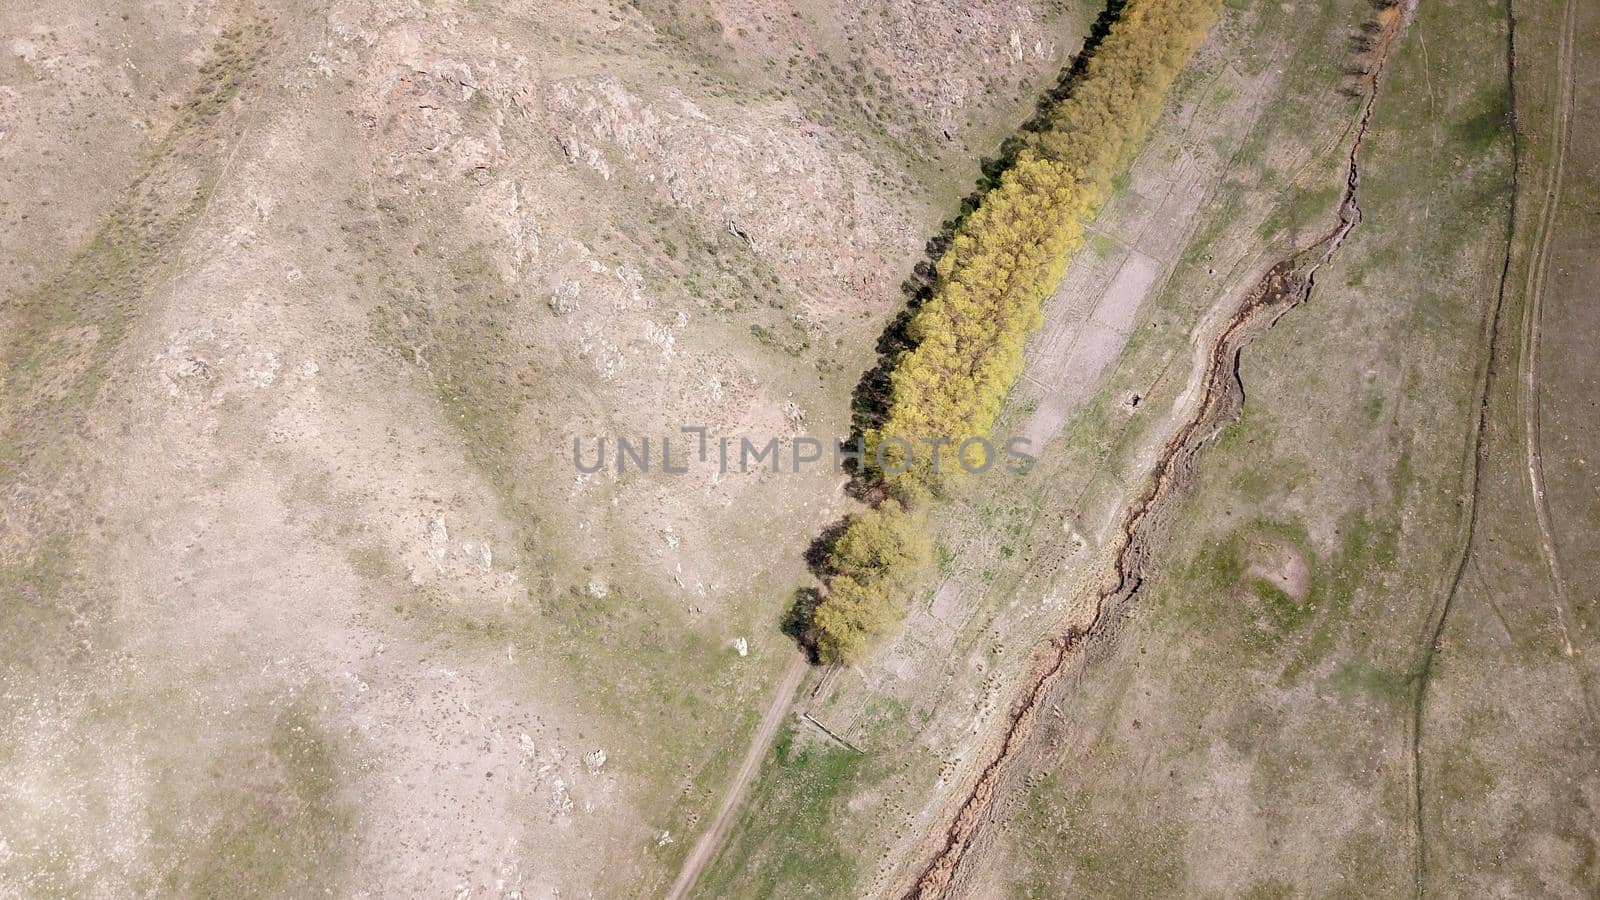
[[165, 699, 354, 897], [693, 723, 870, 898]]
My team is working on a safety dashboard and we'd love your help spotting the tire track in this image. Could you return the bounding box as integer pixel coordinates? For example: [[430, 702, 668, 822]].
[[900, 8, 1411, 896], [1409, 1, 1593, 892], [1517, 0, 1582, 663]]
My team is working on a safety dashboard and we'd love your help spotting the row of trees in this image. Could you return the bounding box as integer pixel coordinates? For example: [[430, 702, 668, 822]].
[[810, 0, 1223, 664]]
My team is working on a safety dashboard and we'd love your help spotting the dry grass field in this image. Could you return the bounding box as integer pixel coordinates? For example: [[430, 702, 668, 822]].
[[2, 0, 1592, 897]]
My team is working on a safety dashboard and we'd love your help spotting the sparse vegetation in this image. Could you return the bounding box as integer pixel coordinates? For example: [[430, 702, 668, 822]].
[[693, 723, 869, 898]]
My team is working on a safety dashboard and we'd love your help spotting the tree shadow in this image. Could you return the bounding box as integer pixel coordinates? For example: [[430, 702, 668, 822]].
[[841, 0, 1130, 499], [781, 587, 824, 663], [791, 1, 1133, 662], [804, 517, 853, 579]]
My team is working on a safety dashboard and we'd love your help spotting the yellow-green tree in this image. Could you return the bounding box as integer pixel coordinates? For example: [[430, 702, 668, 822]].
[[809, 0, 1221, 663], [826, 500, 933, 589]]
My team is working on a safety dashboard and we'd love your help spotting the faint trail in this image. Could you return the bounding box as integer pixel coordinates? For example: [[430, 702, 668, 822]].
[[1407, 0, 1524, 888], [1518, 0, 1580, 660], [1409, 0, 1591, 893], [900, 8, 1409, 897], [665, 654, 809, 900]]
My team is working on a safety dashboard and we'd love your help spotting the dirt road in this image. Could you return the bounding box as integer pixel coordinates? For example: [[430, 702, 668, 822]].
[[665, 654, 810, 900], [1518, 0, 1580, 661]]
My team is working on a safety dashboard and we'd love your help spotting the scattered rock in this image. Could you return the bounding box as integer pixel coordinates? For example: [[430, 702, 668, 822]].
[[428, 515, 450, 574], [462, 540, 493, 573], [551, 777, 573, 816]]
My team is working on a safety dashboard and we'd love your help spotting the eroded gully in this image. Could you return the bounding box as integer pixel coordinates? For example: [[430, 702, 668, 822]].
[[902, 7, 1412, 897]]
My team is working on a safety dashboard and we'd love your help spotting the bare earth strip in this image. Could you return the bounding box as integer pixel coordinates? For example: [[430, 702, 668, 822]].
[[1518, 0, 1583, 665], [666, 654, 809, 900], [1016, 89, 1252, 449]]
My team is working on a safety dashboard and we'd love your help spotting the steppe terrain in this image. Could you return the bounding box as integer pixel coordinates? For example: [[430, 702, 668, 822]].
[[1, 0, 1593, 898]]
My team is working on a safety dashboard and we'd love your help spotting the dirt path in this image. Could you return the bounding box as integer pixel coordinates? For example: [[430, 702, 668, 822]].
[[664, 654, 809, 900], [1409, 0, 1593, 890], [1406, 1, 1525, 887], [899, 8, 1410, 897], [1518, 0, 1580, 661]]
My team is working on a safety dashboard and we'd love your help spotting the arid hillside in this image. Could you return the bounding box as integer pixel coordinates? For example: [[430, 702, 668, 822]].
[[1, 0, 1092, 895]]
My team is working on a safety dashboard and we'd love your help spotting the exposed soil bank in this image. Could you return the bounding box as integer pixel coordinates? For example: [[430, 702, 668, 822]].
[[901, 6, 1412, 896]]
